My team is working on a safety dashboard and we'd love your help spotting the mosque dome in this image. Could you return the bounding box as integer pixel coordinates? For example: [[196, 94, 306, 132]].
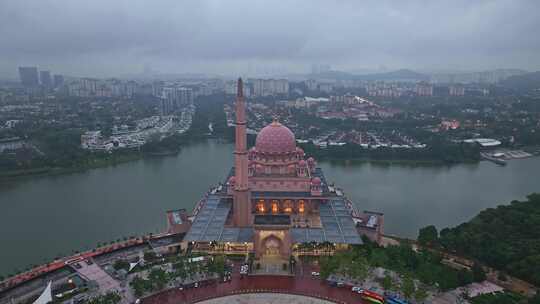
[[311, 177, 321, 185], [255, 121, 296, 154]]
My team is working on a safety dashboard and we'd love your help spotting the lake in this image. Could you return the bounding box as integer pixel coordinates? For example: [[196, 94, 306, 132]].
[[1, 140, 539, 275]]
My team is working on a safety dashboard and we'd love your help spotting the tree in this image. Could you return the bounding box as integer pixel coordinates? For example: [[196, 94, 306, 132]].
[[148, 268, 169, 290], [113, 259, 129, 271], [418, 225, 439, 247], [401, 276, 416, 300], [87, 292, 121, 304], [143, 251, 157, 263], [381, 273, 394, 292], [208, 255, 226, 276], [472, 261, 486, 282], [414, 287, 429, 303], [130, 276, 149, 297]]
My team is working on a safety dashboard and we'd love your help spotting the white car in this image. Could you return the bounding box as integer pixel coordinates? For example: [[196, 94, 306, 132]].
[[351, 286, 363, 293], [311, 271, 320, 276]]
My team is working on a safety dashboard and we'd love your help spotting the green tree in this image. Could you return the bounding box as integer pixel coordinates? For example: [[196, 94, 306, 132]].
[[414, 287, 429, 303], [381, 273, 394, 292], [130, 276, 150, 297], [148, 268, 169, 290], [401, 276, 416, 300], [472, 262, 486, 282], [87, 292, 121, 304], [113, 260, 129, 271], [143, 251, 157, 263], [418, 225, 439, 247]]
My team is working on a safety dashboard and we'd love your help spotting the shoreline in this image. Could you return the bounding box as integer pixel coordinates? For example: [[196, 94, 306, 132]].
[[0, 150, 181, 183], [0, 144, 494, 182]]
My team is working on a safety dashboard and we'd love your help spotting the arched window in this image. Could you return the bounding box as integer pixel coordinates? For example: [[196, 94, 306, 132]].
[[298, 200, 305, 213], [257, 200, 265, 213], [284, 200, 292, 213], [271, 200, 279, 213]]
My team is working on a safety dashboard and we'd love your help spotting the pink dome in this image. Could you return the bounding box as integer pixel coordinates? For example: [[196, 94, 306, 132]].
[[311, 177, 321, 185], [228, 176, 235, 184], [298, 159, 307, 166], [255, 121, 296, 154]]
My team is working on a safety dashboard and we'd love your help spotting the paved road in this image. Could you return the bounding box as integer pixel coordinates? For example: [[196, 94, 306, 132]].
[[141, 275, 367, 304]]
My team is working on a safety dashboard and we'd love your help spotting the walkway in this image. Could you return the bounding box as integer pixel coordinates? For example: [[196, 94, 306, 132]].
[[142, 275, 367, 304]]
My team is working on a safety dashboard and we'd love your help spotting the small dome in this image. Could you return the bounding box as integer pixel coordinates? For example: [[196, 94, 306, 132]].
[[255, 121, 296, 154], [298, 159, 307, 166], [312, 177, 321, 185], [307, 157, 315, 164], [228, 176, 235, 184]]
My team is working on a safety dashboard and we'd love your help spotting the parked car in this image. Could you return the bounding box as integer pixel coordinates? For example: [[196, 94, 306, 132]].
[[352, 286, 364, 293], [311, 271, 320, 276]]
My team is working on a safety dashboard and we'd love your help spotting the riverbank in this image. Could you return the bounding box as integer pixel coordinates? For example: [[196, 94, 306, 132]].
[[0, 152, 144, 182], [0, 142, 486, 182]]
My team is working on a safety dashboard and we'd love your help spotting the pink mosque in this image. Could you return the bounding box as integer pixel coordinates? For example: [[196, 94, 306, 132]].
[[181, 78, 383, 260]]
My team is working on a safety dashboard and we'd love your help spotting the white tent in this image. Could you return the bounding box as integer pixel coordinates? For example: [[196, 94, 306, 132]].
[[33, 281, 52, 304], [128, 261, 139, 272]]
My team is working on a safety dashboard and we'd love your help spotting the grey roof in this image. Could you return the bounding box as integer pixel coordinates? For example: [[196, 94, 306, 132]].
[[185, 192, 361, 245], [291, 198, 362, 245], [184, 195, 254, 243]]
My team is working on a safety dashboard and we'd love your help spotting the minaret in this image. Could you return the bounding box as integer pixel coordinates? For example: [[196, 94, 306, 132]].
[[233, 78, 251, 226]]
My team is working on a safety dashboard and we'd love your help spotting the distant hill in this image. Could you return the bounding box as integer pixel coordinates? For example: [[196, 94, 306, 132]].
[[306, 68, 429, 82], [357, 69, 430, 81], [500, 71, 540, 92]]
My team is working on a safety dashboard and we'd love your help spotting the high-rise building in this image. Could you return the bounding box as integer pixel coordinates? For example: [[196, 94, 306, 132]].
[[39, 71, 52, 87], [53, 75, 64, 88], [162, 87, 177, 111], [18, 67, 39, 87], [449, 85, 465, 96], [176, 87, 193, 107], [415, 81, 433, 96], [161, 87, 193, 111], [160, 97, 174, 116], [249, 79, 289, 96]]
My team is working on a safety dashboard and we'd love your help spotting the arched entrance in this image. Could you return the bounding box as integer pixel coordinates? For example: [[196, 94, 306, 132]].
[[262, 235, 283, 257]]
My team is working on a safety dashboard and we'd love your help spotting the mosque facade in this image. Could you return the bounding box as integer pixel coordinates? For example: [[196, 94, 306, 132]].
[[182, 79, 383, 260]]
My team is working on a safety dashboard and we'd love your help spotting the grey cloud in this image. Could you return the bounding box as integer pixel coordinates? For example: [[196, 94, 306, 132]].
[[0, 0, 539, 77]]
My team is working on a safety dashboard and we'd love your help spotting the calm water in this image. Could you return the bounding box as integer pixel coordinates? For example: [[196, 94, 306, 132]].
[[1, 140, 539, 275]]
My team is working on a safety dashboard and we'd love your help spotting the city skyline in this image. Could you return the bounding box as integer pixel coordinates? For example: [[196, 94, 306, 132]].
[[1, 0, 540, 78]]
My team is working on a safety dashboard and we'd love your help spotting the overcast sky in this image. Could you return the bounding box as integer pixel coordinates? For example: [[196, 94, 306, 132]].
[[1, 0, 539, 78]]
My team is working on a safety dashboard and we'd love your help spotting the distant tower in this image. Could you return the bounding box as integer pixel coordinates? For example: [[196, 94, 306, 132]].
[[18, 67, 39, 87], [233, 78, 251, 226]]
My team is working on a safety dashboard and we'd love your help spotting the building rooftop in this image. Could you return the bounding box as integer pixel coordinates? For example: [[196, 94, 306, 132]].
[[184, 194, 362, 245]]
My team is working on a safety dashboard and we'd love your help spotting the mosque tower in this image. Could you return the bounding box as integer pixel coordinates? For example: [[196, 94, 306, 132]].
[[233, 78, 251, 226]]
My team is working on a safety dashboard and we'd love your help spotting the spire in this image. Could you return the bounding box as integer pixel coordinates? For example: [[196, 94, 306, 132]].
[[234, 77, 248, 190], [233, 76, 250, 227], [237, 78, 243, 98]]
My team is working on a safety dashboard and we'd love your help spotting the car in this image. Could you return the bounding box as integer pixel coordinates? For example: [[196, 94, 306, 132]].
[[352, 286, 364, 293], [311, 271, 320, 276], [336, 282, 345, 287]]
